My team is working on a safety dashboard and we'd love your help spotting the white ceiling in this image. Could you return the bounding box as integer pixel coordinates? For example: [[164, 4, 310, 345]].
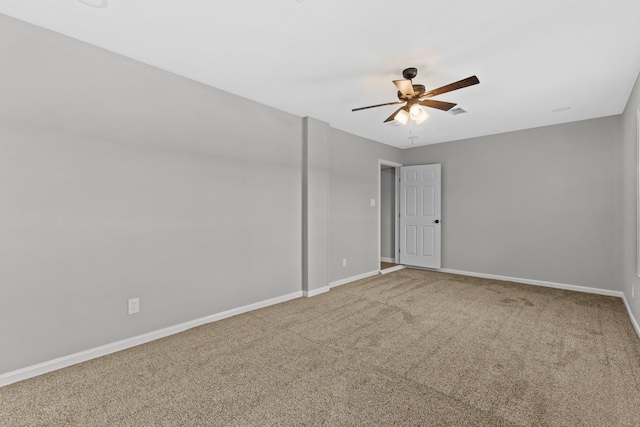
[[2, 0, 640, 148]]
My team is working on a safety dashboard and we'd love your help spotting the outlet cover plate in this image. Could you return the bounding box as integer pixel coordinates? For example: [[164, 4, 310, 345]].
[[128, 298, 140, 314]]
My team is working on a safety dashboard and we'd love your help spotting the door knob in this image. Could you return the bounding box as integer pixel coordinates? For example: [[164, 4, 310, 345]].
[[434, 219, 440, 224]]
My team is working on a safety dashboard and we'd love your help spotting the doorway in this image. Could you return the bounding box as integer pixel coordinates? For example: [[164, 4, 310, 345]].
[[379, 160, 403, 273], [379, 161, 443, 273]]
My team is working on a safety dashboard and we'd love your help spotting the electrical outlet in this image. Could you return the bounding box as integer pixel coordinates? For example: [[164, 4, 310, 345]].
[[633, 285, 635, 299], [370, 199, 376, 206], [342, 258, 347, 267], [128, 298, 140, 314]]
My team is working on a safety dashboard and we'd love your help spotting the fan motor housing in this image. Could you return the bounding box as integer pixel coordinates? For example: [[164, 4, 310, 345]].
[[397, 84, 426, 100]]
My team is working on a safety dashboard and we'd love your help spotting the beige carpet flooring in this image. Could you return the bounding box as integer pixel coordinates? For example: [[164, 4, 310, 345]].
[[2, 269, 640, 426]]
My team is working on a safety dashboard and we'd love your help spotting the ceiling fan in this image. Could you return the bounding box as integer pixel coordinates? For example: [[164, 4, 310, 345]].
[[352, 68, 479, 125]]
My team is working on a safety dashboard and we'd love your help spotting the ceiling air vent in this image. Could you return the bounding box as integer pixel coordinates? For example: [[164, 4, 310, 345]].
[[448, 107, 468, 116]]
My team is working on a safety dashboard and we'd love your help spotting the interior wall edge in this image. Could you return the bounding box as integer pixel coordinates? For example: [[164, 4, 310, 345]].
[[622, 294, 640, 339]]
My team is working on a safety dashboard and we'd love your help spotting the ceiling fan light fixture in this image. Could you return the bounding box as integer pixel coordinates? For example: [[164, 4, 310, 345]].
[[410, 104, 422, 117], [352, 69, 479, 125], [394, 109, 409, 125], [413, 108, 429, 124]]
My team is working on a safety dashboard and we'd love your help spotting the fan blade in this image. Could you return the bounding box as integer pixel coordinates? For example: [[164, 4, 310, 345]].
[[423, 76, 480, 98], [419, 99, 457, 111], [384, 106, 407, 123], [352, 101, 404, 112], [393, 79, 415, 97]]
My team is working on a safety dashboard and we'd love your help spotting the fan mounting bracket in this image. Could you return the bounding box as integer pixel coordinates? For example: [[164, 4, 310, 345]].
[[402, 67, 418, 80]]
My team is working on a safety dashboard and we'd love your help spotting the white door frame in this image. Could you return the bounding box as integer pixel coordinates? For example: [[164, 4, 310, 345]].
[[637, 108, 640, 278], [378, 159, 403, 267]]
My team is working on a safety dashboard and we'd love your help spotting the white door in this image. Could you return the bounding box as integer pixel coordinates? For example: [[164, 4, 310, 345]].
[[399, 164, 441, 269]]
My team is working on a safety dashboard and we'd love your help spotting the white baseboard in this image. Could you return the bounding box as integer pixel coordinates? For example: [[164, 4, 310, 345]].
[[380, 265, 405, 274], [0, 290, 303, 388], [439, 268, 624, 298], [380, 257, 396, 263], [622, 294, 640, 339], [424, 265, 640, 341], [307, 270, 384, 295], [440, 268, 638, 339], [303, 286, 330, 297], [330, 270, 379, 288]]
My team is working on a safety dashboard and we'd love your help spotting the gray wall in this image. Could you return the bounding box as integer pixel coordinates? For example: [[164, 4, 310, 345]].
[[403, 117, 623, 291], [328, 129, 403, 283], [380, 167, 396, 260], [0, 15, 303, 374], [621, 70, 640, 324]]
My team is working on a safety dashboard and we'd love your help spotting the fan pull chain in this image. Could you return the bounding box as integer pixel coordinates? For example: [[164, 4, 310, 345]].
[[409, 119, 414, 144]]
